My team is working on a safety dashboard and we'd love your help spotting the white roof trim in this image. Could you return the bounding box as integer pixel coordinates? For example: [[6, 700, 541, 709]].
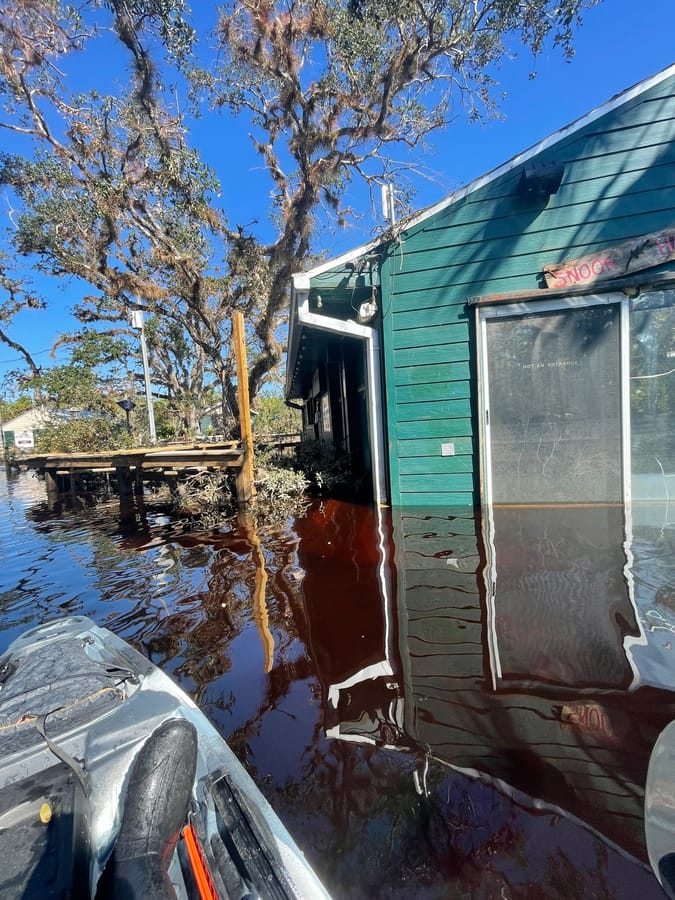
[[292, 63, 675, 283], [291, 236, 382, 289]]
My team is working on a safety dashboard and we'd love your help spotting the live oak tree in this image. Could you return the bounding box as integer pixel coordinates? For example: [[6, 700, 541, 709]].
[[0, 255, 44, 377], [0, 0, 242, 432], [210, 0, 598, 382], [16, 328, 196, 448], [56, 314, 223, 436], [0, 0, 599, 426], [141, 316, 222, 435]]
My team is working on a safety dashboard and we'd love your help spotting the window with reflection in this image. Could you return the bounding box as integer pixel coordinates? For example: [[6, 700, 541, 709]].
[[481, 289, 675, 692]]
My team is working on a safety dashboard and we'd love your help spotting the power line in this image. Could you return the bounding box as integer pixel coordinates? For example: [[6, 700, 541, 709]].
[[0, 348, 55, 365]]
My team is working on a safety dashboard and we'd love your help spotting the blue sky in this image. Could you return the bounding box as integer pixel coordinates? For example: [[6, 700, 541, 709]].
[[1, 0, 674, 385]]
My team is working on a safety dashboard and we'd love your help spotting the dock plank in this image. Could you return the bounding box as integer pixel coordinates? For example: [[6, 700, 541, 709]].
[[17, 441, 250, 503]]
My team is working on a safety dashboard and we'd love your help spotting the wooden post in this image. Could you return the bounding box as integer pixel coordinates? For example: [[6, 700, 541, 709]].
[[44, 468, 59, 495], [164, 471, 179, 499], [116, 466, 133, 498], [134, 465, 144, 496], [116, 465, 135, 522], [44, 467, 59, 509], [232, 311, 255, 506]]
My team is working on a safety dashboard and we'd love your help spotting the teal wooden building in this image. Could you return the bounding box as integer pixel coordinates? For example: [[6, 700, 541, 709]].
[[285, 64, 675, 509]]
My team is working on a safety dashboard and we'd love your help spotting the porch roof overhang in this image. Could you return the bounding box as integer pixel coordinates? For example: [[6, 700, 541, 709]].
[[285, 241, 383, 401], [285, 248, 389, 506]]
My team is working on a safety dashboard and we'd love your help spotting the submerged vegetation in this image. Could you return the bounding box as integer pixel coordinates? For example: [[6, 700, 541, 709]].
[[168, 442, 364, 529], [172, 470, 235, 526], [170, 455, 310, 528]]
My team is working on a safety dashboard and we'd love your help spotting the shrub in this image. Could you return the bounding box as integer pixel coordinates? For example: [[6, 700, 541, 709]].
[[293, 441, 366, 498], [36, 418, 133, 453], [172, 470, 234, 525], [255, 451, 308, 501]]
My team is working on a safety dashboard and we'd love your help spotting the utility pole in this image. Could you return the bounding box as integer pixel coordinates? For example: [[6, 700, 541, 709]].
[[129, 310, 157, 445]]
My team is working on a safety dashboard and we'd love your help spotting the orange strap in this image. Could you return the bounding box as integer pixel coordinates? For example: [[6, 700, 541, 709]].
[[182, 822, 219, 900]]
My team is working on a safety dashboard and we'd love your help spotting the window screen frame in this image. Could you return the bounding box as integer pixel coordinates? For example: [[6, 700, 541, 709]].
[[476, 292, 632, 513], [475, 292, 637, 690]]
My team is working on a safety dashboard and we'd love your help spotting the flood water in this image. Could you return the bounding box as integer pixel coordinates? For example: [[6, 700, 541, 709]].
[[1, 468, 675, 899]]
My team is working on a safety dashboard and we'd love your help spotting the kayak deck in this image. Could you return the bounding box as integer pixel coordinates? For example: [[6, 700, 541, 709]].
[[0, 617, 329, 899]]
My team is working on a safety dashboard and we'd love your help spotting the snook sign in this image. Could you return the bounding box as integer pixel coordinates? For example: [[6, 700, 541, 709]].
[[543, 226, 675, 289]]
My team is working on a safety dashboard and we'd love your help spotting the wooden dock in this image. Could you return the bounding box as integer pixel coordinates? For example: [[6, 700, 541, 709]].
[[6, 314, 307, 510], [17, 440, 255, 506], [14, 313, 267, 508]]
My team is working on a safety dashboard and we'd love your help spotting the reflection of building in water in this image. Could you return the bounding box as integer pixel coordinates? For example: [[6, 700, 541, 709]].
[[487, 505, 641, 689], [305, 503, 675, 866], [394, 505, 675, 863], [291, 500, 406, 749], [325, 675, 405, 750]]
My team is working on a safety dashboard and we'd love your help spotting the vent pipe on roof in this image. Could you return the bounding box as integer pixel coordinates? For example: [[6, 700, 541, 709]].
[[381, 183, 396, 225]]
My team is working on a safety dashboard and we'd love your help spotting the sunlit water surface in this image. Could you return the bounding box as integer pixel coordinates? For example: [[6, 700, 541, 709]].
[[1, 469, 674, 899]]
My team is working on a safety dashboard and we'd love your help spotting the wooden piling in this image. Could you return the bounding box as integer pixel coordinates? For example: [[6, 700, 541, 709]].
[[232, 312, 256, 506], [44, 468, 58, 495], [116, 466, 133, 497], [134, 465, 144, 496]]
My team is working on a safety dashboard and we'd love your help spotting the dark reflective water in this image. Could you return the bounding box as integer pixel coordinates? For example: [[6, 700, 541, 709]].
[[2, 469, 674, 898]]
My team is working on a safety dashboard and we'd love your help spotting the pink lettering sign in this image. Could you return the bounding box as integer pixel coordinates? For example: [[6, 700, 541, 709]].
[[560, 703, 624, 745], [544, 227, 675, 289]]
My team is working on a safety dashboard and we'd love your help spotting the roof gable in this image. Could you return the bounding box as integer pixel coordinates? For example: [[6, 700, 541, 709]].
[[1, 408, 53, 432], [294, 63, 675, 285]]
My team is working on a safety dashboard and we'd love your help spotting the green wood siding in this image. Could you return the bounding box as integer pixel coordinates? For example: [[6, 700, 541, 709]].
[[395, 416, 472, 439], [398, 435, 474, 457], [392, 322, 468, 350], [382, 72, 675, 506]]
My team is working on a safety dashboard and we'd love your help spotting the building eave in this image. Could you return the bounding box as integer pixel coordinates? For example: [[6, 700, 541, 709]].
[[397, 63, 675, 235], [289, 63, 675, 311]]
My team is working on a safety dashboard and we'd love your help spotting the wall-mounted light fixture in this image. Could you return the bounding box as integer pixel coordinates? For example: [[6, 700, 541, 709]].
[[357, 299, 377, 324], [517, 162, 565, 200]]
